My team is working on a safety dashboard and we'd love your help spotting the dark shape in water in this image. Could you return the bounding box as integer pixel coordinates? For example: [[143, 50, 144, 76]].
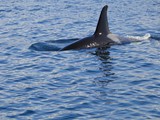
[[29, 42, 60, 51]]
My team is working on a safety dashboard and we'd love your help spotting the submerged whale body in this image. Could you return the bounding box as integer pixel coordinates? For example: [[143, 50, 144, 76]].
[[60, 5, 150, 51]]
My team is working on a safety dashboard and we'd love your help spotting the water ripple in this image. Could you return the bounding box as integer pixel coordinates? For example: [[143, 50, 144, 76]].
[[0, 0, 160, 120]]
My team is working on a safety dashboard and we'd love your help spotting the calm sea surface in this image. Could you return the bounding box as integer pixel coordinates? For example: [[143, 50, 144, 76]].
[[0, 0, 160, 120]]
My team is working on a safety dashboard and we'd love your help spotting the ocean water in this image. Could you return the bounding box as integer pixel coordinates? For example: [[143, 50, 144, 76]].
[[0, 0, 160, 120]]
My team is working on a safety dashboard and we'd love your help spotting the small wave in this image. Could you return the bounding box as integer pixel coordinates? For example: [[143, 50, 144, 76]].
[[29, 42, 61, 51], [126, 33, 151, 40], [29, 38, 79, 51]]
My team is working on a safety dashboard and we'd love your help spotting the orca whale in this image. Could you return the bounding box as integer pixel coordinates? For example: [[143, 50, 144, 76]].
[[29, 5, 150, 52], [60, 5, 150, 51]]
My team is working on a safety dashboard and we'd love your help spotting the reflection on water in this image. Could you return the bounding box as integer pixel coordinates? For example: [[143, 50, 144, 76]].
[[94, 48, 114, 81], [0, 0, 160, 119], [91, 48, 115, 100]]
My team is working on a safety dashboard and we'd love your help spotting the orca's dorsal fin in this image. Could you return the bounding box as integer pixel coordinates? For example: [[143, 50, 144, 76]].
[[94, 5, 111, 36]]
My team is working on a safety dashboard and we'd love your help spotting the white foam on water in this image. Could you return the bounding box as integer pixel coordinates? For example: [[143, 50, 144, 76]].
[[126, 33, 151, 40]]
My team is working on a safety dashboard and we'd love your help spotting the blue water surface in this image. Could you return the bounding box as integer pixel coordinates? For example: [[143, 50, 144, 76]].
[[0, 0, 160, 120]]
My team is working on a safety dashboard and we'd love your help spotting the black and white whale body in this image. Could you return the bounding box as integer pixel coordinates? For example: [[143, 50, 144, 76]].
[[60, 5, 150, 51], [29, 5, 150, 52], [60, 5, 113, 51]]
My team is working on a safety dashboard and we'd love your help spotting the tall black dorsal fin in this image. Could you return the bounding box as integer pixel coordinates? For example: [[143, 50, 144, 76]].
[[94, 5, 111, 36]]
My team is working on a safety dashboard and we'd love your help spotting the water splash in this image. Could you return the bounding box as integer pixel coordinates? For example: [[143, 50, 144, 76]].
[[126, 33, 151, 40]]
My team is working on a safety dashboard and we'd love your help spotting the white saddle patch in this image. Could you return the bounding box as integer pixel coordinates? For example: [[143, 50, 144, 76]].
[[107, 34, 121, 44]]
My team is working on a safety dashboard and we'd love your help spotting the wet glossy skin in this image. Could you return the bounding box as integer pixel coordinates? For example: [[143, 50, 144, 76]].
[[60, 34, 115, 50]]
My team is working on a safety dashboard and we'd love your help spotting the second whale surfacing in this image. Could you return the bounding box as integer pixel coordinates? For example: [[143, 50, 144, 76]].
[[60, 5, 150, 51]]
